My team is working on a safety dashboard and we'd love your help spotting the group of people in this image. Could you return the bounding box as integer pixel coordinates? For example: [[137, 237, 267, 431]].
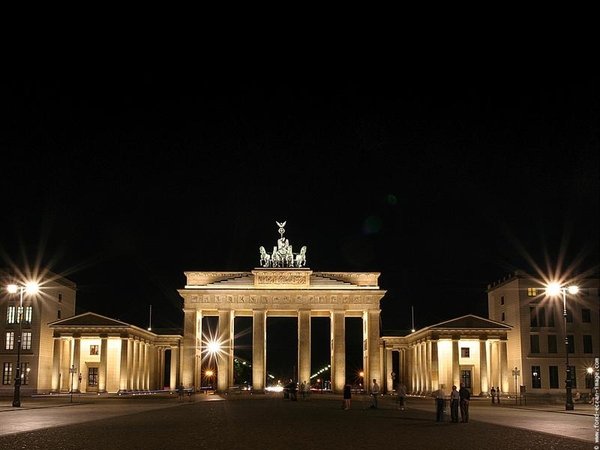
[[433, 383, 471, 423], [284, 379, 311, 401], [490, 386, 501, 403], [343, 378, 382, 410]]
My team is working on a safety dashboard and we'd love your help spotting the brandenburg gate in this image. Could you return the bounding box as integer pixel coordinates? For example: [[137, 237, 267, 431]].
[[178, 222, 386, 393]]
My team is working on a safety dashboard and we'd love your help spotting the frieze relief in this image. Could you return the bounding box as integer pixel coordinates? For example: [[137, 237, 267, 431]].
[[185, 293, 378, 306]]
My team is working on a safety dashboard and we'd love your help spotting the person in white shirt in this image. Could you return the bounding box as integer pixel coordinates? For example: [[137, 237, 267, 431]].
[[370, 379, 380, 409], [433, 385, 446, 422]]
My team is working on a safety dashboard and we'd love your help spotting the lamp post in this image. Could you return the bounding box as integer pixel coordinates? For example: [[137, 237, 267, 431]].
[[546, 282, 579, 411], [512, 367, 520, 405], [6, 282, 39, 407], [359, 371, 366, 409]]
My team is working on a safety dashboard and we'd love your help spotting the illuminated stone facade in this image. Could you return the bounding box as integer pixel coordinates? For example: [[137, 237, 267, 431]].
[[178, 270, 385, 394], [487, 271, 599, 397]]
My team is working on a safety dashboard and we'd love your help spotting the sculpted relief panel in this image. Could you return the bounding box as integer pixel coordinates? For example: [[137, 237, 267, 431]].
[[185, 293, 380, 308]]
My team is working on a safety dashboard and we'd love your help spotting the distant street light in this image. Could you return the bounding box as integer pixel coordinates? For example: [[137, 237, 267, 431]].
[[546, 282, 579, 411], [6, 282, 39, 407]]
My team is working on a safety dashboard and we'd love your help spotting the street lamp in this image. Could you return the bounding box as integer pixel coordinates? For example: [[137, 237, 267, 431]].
[[546, 282, 579, 411], [6, 282, 39, 407], [512, 367, 520, 405]]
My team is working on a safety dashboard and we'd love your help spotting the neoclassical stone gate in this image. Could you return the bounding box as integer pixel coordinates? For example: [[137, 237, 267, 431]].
[[178, 224, 386, 393]]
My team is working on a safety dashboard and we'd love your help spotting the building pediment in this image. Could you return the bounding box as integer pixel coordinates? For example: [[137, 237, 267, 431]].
[[49, 312, 129, 328], [429, 314, 512, 331]]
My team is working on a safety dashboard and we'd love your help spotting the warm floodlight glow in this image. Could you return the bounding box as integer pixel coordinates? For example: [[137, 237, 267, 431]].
[[6, 281, 40, 408], [546, 282, 579, 297], [7, 282, 39, 295], [546, 282, 562, 296], [567, 286, 579, 295], [207, 340, 221, 354], [545, 280, 580, 411]]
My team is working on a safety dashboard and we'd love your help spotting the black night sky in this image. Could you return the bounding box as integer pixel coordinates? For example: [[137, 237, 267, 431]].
[[1, 74, 598, 377]]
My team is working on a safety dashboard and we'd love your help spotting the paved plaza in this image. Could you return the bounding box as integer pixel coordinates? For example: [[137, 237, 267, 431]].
[[0, 392, 597, 449]]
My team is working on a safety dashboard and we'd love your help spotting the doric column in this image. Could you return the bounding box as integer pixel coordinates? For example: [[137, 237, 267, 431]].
[[99, 336, 108, 392], [217, 310, 234, 392], [416, 342, 422, 393], [119, 336, 129, 391], [298, 310, 311, 386], [499, 339, 509, 393], [385, 346, 393, 392], [430, 339, 439, 389], [169, 346, 179, 390], [140, 341, 147, 390], [410, 345, 416, 393], [366, 310, 381, 386], [51, 335, 62, 393], [479, 338, 488, 395], [157, 347, 165, 389], [60, 339, 70, 391], [452, 338, 460, 387], [490, 341, 499, 388], [148, 344, 156, 390], [72, 335, 81, 392], [182, 308, 198, 389], [252, 310, 266, 392], [132, 339, 140, 390], [331, 311, 346, 393]]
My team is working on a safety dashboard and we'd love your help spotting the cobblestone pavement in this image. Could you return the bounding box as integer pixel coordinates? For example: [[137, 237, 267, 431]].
[[0, 393, 596, 449]]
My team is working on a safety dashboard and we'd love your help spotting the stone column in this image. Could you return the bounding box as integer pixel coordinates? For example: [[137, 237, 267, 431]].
[[366, 310, 381, 386], [148, 344, 156, 390], [99, 336, 108, 392], [490, 341, 498, 388], [499, 339, 509, 394], [298, 310, 311, 386], [182, 308, 198, 388], [410, 345, 417, 393], [132, 339, 140, 390], [157, 347, 165, 389], [430, 339, 440, 389], [119, 336, 129, 391], [331, 311, 346, 393], [385, 346, 393, 392], [140, 341, 147, 390], [51, 336, 62, 393], [252, 310, 266, 392], [479, 338, 488, 395], [415, 342, 422, 393], [170, 345, 179, 390], [72, 335, 81, 392], [217, 310, 234, 392], [452, 338, 460, 387]]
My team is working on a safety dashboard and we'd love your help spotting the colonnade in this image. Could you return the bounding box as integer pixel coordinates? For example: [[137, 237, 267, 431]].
[[181, 308, 382, 394], [382, 333, 510, 395], [49, 327, 181, 393]]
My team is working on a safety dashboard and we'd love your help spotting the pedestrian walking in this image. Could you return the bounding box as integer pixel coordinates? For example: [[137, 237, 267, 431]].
[[397, 382, 407, 410], [459, 382, 470, 423], [300, 381, 309, 400], [450, 385, 460, 422], [177, 383, 185, 403], [433, 385, 446, 422], [491, 386, 496, 403], [496, 387, 501, 404], [370, 379, 380, 409], [343, 383, 352, 410]]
